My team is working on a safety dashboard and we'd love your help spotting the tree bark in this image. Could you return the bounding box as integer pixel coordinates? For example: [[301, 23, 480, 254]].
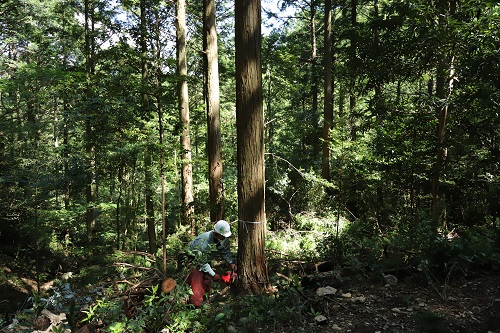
[[176, 0, 194, 230], [140, 0, 156, 254], [235, 0, 270, 295], [153, 6, 168, 272], [84, 0, 97, 245], [349, 0, 357, 140], [432, 57, 455, 230], [321, 0, 333, 181], [431, 0, 457, 230], [203, 0, 223, 222]]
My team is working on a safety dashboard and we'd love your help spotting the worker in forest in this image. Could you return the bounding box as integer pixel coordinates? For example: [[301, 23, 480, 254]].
[[180, 220, 237, 307]]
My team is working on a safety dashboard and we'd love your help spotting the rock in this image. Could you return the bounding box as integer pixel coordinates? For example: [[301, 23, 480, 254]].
[[341, 292, 352, 298], [392, 307, 402, 313], [314, 315, 328, 325], [316, 286, 337, 296], [384, 274, 398, 286], [352, 296, 366, 303], [331, 323, 342, 331], [227, 324, 238, 333]]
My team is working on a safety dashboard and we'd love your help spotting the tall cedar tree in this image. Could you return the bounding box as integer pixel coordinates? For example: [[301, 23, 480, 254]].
[[176, 0, 195, 230], [204, 0, 224, 222], [235, 0, 271, 294]]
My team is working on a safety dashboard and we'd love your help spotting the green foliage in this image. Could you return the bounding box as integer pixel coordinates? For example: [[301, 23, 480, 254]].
[[419, 226, 500, 278]]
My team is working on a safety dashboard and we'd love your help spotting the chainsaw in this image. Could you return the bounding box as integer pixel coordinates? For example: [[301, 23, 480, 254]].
[[221, 268, 238, 285]]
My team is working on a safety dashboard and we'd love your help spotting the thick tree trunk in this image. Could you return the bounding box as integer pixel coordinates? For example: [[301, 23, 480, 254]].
[[176, 0, 194, 230], [322, 0, 333, 181], [235, 0, 270, 295], [203, 0, 223, 222]]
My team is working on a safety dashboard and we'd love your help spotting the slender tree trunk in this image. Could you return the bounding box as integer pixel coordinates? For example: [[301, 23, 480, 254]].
[[349, 0, 357, 140], [432, 56, 455, 230], [53, 97, 60, 209], [140, 0, 156, 254], [204, 0, 223, 222], [235, 0, 270, 295], [63, 97, 70, 209], [431, 0, 457, 230], [84, 0, 97, 245], [176, 0, 194, 230], [116, 164, 123, 250], [373, 0, 386, 230], [310, 0, 318, 136], [153, 7, 168, 272], [322, 0, 333, 181]]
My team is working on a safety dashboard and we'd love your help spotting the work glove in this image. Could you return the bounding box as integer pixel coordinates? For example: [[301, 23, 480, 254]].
[[230, 263, 237, 272], [212, 274, 221, 282]]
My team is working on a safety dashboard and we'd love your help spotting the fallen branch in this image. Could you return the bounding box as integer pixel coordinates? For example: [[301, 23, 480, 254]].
[[113, 262, 152, 270]]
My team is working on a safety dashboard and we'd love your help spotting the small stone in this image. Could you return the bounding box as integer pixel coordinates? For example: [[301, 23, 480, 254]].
[[331, 323, 342, 331], [316, 286, 338, 296], [418, 302, 426, 307], [341, 292, 352, 298], [352, 296, 366, 303], [314, 315, 328, 325], [392, 308, 401, 313], [384, 274, 398, 286]]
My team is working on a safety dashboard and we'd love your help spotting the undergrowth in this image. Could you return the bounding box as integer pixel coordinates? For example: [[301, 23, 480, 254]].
[[3, 213, 499, 332]]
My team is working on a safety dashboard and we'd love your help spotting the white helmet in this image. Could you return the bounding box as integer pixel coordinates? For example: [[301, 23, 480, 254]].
[[214, 220, 231, 238]]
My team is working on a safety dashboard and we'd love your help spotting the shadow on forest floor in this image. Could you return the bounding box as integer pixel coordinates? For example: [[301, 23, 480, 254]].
[[1, 252, 500, 333]]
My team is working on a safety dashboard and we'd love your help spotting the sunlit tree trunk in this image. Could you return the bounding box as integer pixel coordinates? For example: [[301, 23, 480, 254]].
[[84, 0, 97, 245], [176, 0, 194, 230], [431, 0, 457, 230], [432, 57, 455, 230], [235, 0, 270, 295], [310, 0, 319, 143], [204, 0, 223, 222]]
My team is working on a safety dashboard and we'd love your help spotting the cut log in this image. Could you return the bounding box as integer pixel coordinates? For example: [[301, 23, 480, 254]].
[[161, 278, 176, 294]]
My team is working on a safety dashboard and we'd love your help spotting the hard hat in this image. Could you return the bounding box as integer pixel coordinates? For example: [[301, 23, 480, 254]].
[[214, 220, 231, 238]]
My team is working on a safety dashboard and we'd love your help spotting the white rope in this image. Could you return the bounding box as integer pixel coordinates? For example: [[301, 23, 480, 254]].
[[238, 219, 263, 232]]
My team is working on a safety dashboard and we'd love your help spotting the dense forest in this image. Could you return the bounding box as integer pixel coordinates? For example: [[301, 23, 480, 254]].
[[0, 0, 499, 332]]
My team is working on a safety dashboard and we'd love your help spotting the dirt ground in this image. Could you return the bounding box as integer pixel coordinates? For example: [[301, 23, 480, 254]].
[[259, 268, 500, 333]]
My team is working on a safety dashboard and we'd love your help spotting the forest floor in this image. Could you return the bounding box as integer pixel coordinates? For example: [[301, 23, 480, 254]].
[[1, 254, 500, 333], [255, 264, 500, 333]]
